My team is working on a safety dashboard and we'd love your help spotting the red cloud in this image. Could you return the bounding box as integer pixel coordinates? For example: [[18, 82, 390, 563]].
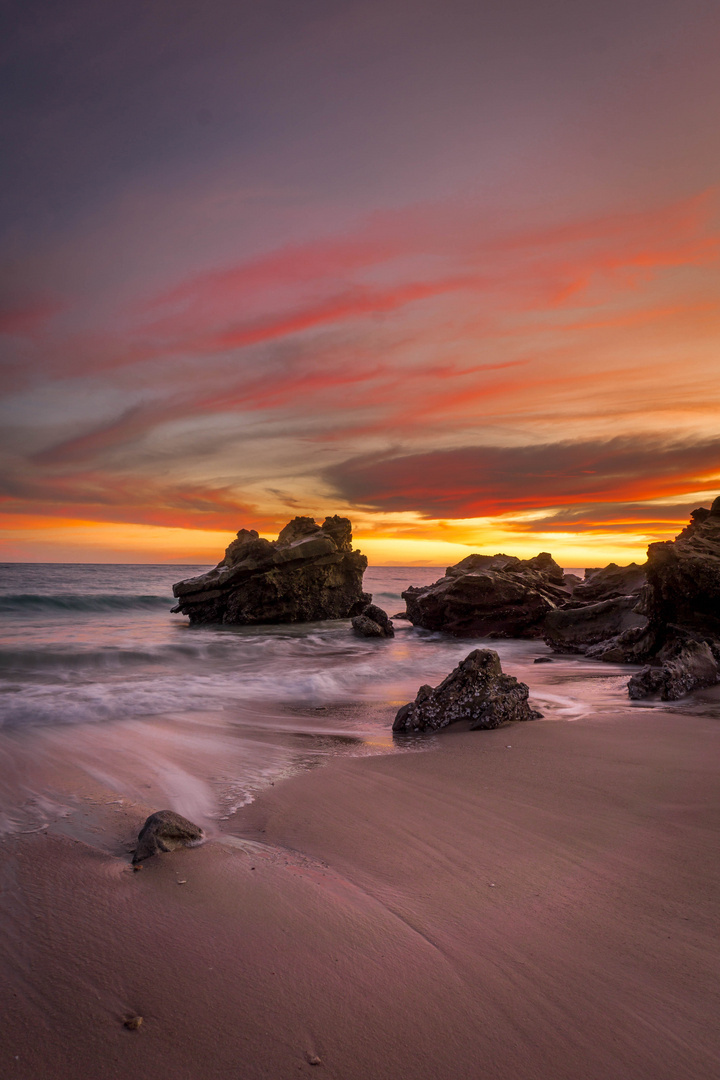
[[326, 437, 720, 518]]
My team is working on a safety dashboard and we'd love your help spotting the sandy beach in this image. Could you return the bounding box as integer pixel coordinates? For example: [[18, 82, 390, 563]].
[[2, 706, 718, 1080]]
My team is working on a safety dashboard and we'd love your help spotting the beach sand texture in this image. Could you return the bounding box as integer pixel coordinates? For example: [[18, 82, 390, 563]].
[[1, 708, 718, 1080]]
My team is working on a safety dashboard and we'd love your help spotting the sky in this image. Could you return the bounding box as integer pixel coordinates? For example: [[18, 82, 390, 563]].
[[1, 0, 720, 565]]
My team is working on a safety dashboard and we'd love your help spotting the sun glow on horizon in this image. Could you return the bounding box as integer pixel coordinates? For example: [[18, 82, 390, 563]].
[[0, 512, 693, 567]]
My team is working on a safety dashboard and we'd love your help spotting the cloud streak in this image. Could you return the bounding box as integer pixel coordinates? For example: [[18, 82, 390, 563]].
[[327, 437, 720, 519]]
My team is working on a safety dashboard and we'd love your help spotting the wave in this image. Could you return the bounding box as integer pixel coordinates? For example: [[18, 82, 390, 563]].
[[0, 593, 173, 614]]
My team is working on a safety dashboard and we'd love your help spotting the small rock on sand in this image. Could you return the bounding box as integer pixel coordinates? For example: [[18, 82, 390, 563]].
[[132, 810, 204, 863]]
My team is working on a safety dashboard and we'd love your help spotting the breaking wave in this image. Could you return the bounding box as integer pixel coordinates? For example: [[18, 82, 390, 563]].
[[0, 593, 173, 614]]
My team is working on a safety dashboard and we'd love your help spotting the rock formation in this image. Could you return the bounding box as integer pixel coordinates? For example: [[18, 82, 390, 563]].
[[351, 603, 395, 638], [133, 810, 204, 863], [543, 595, 648, 654], [392, 648, 541, 733], [543, 496, 720, 699], [172, 515, 369, 625], [628, 640, 719, 701], [402, 552, 570, 638], [571, 562, 646, 603], [625, 496, 720, 698]]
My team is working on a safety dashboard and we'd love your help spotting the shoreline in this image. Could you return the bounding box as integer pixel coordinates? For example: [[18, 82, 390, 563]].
[[2, 706, 719, 1079]]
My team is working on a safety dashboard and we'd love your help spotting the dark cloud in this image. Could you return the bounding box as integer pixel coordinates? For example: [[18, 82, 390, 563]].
[[326, 437, 720, 518]]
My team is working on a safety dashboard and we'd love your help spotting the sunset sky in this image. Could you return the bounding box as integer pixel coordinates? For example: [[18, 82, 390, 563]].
[[2, 0, 720, 565]]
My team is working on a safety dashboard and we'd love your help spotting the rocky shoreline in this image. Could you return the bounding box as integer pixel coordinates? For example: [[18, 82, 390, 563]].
[[172, 499, 720, 703], [399, 496, 720, 701]]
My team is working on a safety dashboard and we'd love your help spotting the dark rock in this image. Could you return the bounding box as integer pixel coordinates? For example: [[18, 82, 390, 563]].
[[352, 614, 386, 638], [543, 497, 720, 699], [533, 656, 553, 663], [628, 640, 719, 701], [640, 499, 720, 643], [562, 574, 583, 591], [133, 810, 205, 863], [392, 648, 540, 733], [584, 624, 654, 663], [571, 562, 646, 603], [172, 515, 368, 625], [543, 595, 648, 654], [351, 603, 394, 638], [402, 552, 569, 638]]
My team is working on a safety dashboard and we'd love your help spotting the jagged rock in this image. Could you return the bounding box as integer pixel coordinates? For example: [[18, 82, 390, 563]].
[[584, 624, 653, 663], [172, 516, 369, 625], [352, 615, 386, 637], [392, 648, 540, 733], [402, 552, 569, 638], [628, 640, 720, 701], [351, 603, 394, 638], [572, 562, 646, 603], [133, 810, 204, 863], [545, 497, 720, 699], [543, 595, 648, 654], [562, 574, 583, 592], [640, 495, 720, 642]]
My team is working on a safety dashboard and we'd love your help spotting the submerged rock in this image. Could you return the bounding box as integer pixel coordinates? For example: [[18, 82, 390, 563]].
[[351, 603, 394, 638], [392, 648, 540, 733], [133, 810, 204, 863], [172, 515, 369, 625], [402, 552, 569, 638]]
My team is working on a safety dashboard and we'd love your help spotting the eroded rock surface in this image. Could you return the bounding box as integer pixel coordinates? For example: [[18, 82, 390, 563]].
[[628, 640, 720, 701], [392, 648, 540, 733], [133, 810, 204, 863], [351, 603, 394, 638], [402, 552, 569, 638], [571, 562, 646, 603], [172, 515, 369, 625], [544, 595, 648, 654], [641, 496, 720, 642], [542, 496, 720, 700]]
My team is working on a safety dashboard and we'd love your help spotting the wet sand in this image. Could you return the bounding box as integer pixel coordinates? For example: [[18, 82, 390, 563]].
[[1, 707, 719, 1080]]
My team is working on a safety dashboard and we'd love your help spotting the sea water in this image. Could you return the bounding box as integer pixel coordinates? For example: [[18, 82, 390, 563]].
[[0, 563, 713, 836]]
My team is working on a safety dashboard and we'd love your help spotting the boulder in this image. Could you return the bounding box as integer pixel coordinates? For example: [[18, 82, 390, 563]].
[[172, 515, 369, 625], [392, 648, 540, 733], [133, 810, 204, 863], [351, 603, 394, 638], [543, 595, 648, 654], [571, 562, 646, 603], [628, 640, 720, 701], [402, 552, 569, 638]]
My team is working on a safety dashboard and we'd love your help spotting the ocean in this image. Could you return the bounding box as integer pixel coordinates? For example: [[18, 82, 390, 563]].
[[0, 562, 711, 839]]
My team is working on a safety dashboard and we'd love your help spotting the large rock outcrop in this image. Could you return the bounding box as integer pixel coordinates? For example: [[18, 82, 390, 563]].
[[543, 496, 720, 700], [393, 648, 540, 732], [625, 497, 720, 698], [640, 497, 720, 642], [172, 515, 369, 625], [401, 552, 569, 638]]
